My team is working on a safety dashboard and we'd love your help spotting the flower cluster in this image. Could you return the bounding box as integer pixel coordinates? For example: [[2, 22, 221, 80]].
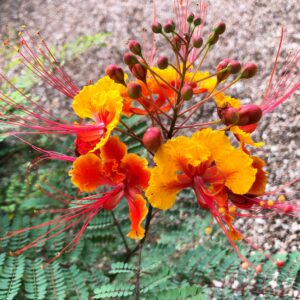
[[1, 0, 299, 270]]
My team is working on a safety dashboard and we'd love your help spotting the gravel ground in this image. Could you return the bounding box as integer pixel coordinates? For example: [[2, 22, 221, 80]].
[[0, 0, 300, 262]]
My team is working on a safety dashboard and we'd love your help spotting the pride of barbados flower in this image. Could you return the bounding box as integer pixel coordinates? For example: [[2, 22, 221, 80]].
[[2, 136, 150, 260], [146, 128, 299, 266]]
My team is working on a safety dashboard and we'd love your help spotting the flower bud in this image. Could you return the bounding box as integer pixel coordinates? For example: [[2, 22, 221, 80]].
[[157, 56, 169, 69], [105, 64, 126, 85], [276, 261, 285, 268], [151, 21, 162, 34], [192, 36, 203, 48], [130, 64, 147, 82], [128, 40, 142, 56], [193, 17, 202, 26], [255, 265, 263, 274], [171, 36, 181, 51], [123, 52, 138, 66], [216, 58, 230, 82], [227, 60, 241, 74], [214, 22, 226, 35], [164, 19, 176, 33], [181, 84, 194, 100], [127, 82, 142, 99], [142, 127, 162, 153], [187, 13, 195, 23], [237, 104, 262, 126], [222, 106, 240, 125], [240, 62, 258, 79], [208, 32, 219, 46]]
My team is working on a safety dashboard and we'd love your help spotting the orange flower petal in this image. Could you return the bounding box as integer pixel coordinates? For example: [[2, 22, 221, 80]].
[[230, 126, 264, 147], [122, 154, 150, 190], [127, 194, 148, 239], [248, 156, 267, 195], [101, 136, 127, 162], [69, 153, 104, 192]]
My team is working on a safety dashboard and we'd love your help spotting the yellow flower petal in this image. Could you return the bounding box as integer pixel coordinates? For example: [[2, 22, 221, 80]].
[[230, 126, 264, 147], [215, 149, 257, 194], [214, 92, 241, 109], [153, 136, 210, 173], [192, 128, 233, 159], [146, 167, 182, 210]]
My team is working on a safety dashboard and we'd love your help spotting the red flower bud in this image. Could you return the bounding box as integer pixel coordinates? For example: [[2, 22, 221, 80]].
[[151, 21, 162, 34], [171, 36, 181, 52], [192, 36, 203, 48], [227, 60, 241, 74], [216, 58, 231, 82], [240, 62, 258, 79], [181, 85, 194, 100], [142, 127, 162, 153], [187, 13, 195, 23], [130, 64, 147, 82], [276, 261, 285, 268], [123, 52, 138, 66], [255, 265, 263, 274], [164, 19, 176, 33], [193, 17, 202, 26], [222, 106, 240, 125], [214, 22, 226, 35], [128, 40, 142, 56], [105, 64, 126, 85], [127, 82, 142, 99], [237, 104, 262, 126], [157, 56, 169, 69]]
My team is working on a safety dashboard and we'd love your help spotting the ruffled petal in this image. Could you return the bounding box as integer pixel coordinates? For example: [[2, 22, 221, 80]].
[[146, 167, 188, 210], [214, 92, 241, 108], [230, 126, 264, 147], [248, 156, 267, 195], [122, 154, 150, 190], [69, 153, 104, 192], [127, 194, 148, 239], [101, 136, 127, 162], [215, 149, 257, 194]]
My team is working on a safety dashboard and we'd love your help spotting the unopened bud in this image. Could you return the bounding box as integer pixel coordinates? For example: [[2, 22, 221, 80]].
[[193, 17, 202, 26], [214, 22, 226, 35], [123, 52, 138, 66], [237, 104, 262, 126], [208, 32, 219, 46], [181, 84, 194, 100], [157, 56, 169, 69], [164, 19, 176, 33], [171, 36, 181, 51], [151, 21, 162, 34], [255, 264, 263, 274], [142, 127, 162, 153], [187, 13, 195, 23], [128, 40, 142, 56], [130, 64, 147, 82], [216, 58, 231, 82], [240, 62, 258, 79], [127, 82, 142, 99], [241, 261, 250, 270], [276, 261, 285, 268], [105, 64, 126, 85], [227, 60, 241, 74], [192, 36, 203, 48], [222, 106, 240, 125]]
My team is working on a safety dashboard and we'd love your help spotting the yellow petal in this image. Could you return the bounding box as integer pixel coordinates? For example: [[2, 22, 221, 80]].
[[192, 128, 233, 159], [214, 92, 241, 108], [153, 136, 210, 173], [146, 167, 182, 210], [230, 126, 264, 147], [215, 149, 257, 194]]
